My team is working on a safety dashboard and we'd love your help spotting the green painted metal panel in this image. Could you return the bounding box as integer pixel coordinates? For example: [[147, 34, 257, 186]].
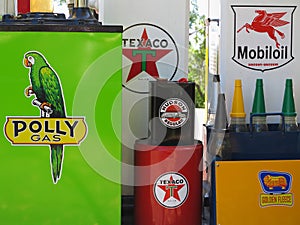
[[0, 30, 122, 225]]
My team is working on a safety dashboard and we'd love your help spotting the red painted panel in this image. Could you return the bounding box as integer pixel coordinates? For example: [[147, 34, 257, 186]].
[[18, 0, 30, 14], [134, 141, 203, 225]]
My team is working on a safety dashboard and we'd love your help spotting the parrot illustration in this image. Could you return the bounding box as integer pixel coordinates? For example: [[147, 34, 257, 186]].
[[24, 51, 66, 184]]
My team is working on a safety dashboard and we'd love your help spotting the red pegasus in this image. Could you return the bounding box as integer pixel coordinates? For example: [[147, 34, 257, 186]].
[[237, 10, 289, 48]]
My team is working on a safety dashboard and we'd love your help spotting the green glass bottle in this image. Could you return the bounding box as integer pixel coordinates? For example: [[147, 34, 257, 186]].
[[251, 79, 268, 132], [280, 79, 298, 132]]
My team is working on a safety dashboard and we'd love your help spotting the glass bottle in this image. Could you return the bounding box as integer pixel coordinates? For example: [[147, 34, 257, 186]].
[[279, 79, 298, 132], [228, 79, 248, 132], [251, 79, 268, 132], [206, 75, 221, 127]]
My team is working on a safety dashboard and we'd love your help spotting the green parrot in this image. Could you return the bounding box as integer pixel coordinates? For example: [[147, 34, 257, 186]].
[[24, 51, 66, 184]]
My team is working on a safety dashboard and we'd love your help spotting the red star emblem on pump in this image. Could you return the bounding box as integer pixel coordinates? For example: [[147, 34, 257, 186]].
[[123, 28, 173, 82], [157, 175, 185, 202]]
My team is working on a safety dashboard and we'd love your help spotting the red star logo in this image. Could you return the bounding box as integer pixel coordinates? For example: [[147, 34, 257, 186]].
[[123, 28, 172, 82], [157, 176, 185, 202]]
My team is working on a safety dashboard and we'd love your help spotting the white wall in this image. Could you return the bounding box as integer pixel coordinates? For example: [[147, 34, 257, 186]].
[[0, 0, 16, 16]]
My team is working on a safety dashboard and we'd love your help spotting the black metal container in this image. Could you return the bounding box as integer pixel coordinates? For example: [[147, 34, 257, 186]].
[[149, 80, 195, 146]]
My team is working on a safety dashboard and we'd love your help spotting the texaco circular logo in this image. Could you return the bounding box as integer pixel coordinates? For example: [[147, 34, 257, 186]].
[[153, 172, 189, 208], [122, 23, 179, 94], [159, 98, 189, 129]]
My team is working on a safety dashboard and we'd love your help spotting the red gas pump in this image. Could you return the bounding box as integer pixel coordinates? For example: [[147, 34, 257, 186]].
[[134, 80, 203, 225]]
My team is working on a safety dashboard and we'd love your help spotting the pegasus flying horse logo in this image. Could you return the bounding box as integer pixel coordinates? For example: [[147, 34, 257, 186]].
[[237, 10, 289, 48], [232, 6, 296, 72]]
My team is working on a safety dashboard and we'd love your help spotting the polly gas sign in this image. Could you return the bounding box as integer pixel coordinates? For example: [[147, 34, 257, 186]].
[[5, 117, 86, 145], [232, 5, 296, 72], [4, 51, 88, 184]]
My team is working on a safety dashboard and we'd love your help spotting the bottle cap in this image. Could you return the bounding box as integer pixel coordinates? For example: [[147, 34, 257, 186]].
[[282, 79, 297, 116], [230, 79, 246, 118], [214, 93, 228, 130], [251, 79, 266, 114]]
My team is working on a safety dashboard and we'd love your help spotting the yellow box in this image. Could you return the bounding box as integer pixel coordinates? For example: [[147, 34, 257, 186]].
[[215, 160, 300, 225], [30, 0, 53, 12]]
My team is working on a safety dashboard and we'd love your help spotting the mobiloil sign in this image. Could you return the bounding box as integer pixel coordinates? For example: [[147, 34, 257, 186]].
[[232, 5, 296, 72], [219, 3, 300, 121], [0, 11, 122, 225]]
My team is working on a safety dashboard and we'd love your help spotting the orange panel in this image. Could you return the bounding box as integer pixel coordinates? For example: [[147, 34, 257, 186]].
[[215, 160, 300, 225]]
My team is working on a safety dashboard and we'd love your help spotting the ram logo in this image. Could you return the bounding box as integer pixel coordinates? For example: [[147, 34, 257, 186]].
[[263, 175, 287, 190], [259, 171, 292, 194]]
